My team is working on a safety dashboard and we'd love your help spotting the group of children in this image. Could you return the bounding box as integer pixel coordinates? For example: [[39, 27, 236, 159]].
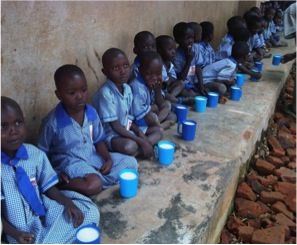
[[1, 4, 286, 243]]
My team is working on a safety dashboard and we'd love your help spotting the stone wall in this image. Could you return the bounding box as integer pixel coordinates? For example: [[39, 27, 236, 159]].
[[2, 1, 240, 142]]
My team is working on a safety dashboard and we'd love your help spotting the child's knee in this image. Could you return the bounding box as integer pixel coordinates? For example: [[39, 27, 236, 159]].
[[123, 140, 138, 155], [84, 175, 102, 195], [217, 83, 227, 96], [123, 155, 138, 169]]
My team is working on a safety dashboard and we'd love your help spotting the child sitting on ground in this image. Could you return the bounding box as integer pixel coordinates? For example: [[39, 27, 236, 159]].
[[199, 21, 216, 67], [130, 51, 177, 130], [38, 64, 137, 196], [92, 48, 162, 158], [202, 41, 251, 98], [258, 17, 272, 58], [173, 22, 207, 100], [156, 35, 184, 103], [1, 96, 99, 244], [216, 16, 247, 60], [264, 7, 281, 47], [188, 22, 202, 44]]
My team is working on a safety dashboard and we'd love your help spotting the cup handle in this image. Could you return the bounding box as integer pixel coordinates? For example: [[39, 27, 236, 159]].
[[177, 123, 182, 135], [154, 145, 159, 160]]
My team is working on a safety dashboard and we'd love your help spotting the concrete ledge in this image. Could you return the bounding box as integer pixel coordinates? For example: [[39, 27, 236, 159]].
[[92, 41, 295, 244]]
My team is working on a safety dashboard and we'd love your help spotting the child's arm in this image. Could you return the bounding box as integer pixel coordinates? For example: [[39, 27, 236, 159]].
[[238, 63, 262, 79], [153, 80, 165, 108], [95, 141, 113, 175], [195, 66, 208, 95], [2, 217, 35, 244], [177, 47, 194, 80], [45, 186, 83, 228]]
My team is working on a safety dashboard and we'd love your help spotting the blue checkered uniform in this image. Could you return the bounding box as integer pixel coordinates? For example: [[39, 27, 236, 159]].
[[1, 144, 99, 244], [264, 28, 272, 41], [173, 45, 204, 89], [92, 79, 134, 149], [216, 34, 234, 60], [38, 103, 137, 188], [259, 33, 266, 47], [198, 41, 216, 67], [248, 33, 264, 51], [202, 57, 237, 84]]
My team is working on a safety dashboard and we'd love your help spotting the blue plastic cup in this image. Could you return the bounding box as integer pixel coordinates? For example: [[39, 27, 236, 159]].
[[272, 54, 282, 66], [178, 120, 197, 141], [235, 73, 245, 88], [254, 61, 264, 72], [250, 68, 260, 82], [154, 140, 175, 166], [207, 92, 219, 108], [175, 104, 188, 123], [119, 169, 138, 198], [194, 96, 207, 112], [75, 223, 101, 244], [230, 86, 242, 101]]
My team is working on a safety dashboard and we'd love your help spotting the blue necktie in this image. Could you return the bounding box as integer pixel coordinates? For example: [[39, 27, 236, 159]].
[[2, 148, 46, 217]]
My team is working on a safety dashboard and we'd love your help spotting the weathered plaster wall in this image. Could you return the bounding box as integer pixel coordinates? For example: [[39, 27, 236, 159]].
[[2, 1, 239, 142]]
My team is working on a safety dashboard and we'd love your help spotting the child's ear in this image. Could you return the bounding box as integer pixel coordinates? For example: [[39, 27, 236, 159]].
[[101, 68, 107, 76], [55, 90, 62, 101], [133, 46, 137, 55]]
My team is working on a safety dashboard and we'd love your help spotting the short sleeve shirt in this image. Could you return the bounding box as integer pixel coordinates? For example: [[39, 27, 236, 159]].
[[248, 33, 264, 51], [216, 34, 234, 60], [198, 41, 216, 67]]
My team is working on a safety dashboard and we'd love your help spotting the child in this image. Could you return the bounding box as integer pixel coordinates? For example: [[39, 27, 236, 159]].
[[92, 48, 162, 158], [38, 65, 137, 196], [246, 14, 266, 61], [202, 41, 250, 97], [274, 9, 284, 33], [216, 16, 247, 60], [173, 22, 206, 98], [264, 7, 280, 47], [130, 51, 177, 130], [262, 17, 273, 48], [1, 96, 99, 244], [131, 31, 167, 82], [188, 22, 202, 44], [156, 35, 184, 103], [199, 21, 216, 67], [258, 17, 272, 58]]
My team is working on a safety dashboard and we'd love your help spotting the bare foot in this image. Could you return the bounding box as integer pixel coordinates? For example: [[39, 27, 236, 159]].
[[161, 120, 175, 130], [219, 96, 228, 104]]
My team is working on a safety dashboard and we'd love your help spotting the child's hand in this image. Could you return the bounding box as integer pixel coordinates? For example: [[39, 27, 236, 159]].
[[16, 231, 35, 244], [252, 71, 262, 80], [65, 202, 84, 228], [185, 46, 194, 63], [154, 80, 163, 91], [100, 159, 113, 175]]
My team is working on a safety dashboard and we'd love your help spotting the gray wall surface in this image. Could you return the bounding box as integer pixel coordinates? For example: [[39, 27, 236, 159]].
[[2, 1, 241, 142]]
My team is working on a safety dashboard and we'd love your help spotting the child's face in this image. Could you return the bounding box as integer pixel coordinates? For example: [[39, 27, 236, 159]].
[[194, 27, 202, 43], [266, 10, 275, 21], [250, 22, 261, 34], [178, 28, 194, 50], [55, 74, 88, 113], [140, 58, 162, 89], [162, 39, 176, 62], [134, 36, 156, 56], [1, 106, 26, 155], [103, 53, 131, 85], [274, 16, 282, 25]]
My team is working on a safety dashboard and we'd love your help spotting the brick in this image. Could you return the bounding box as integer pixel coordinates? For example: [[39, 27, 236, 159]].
[[274, 167, 296, 183], [236, 182, 257, 201], [247, 173, 278, 187], [279, 125, 291, 134], [255, 159, 275, 175], [289, 121, 296, 134], [274, 112, 285, 121], [251, 225, 286, 244], [284, 192, 296, 213], [260, 191, 285, 204], [220, 228, 232, 244], [266, 155, 285, 168], [278, 130, 296, 149], [274, 213, 296, 231], [235, 198, 270, 219], [274, 181, 296, 196], [238, 226, 254, 243], [286, 148, 296, 160], [226, 215, 245, 234], [272, 201, 295, 220], [250, 179, 267, 194], [286, 236, 296, 244], [276, 117, 291, 128], [287, 161, 296, 169], [247, 219, 261, 229], [267, 136, 286, 157], [281, 155, 290, 164]]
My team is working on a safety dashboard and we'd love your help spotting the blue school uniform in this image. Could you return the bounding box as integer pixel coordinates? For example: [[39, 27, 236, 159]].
[[259, 33, 266, 47], [129, 74, 152, 127], [132, 56, 168, 81], [202, 57, 237, 84], [1, 144, 99, 244], [248, 33, 263, 51], [38, 103, 137, 188], [216, 33, 234, 60], [92, 79, 134, 149], [264, 28, 272, 41], [166, 62, 177, 79], [173, 45, 203, 89], [198, 41, 216, 67]]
